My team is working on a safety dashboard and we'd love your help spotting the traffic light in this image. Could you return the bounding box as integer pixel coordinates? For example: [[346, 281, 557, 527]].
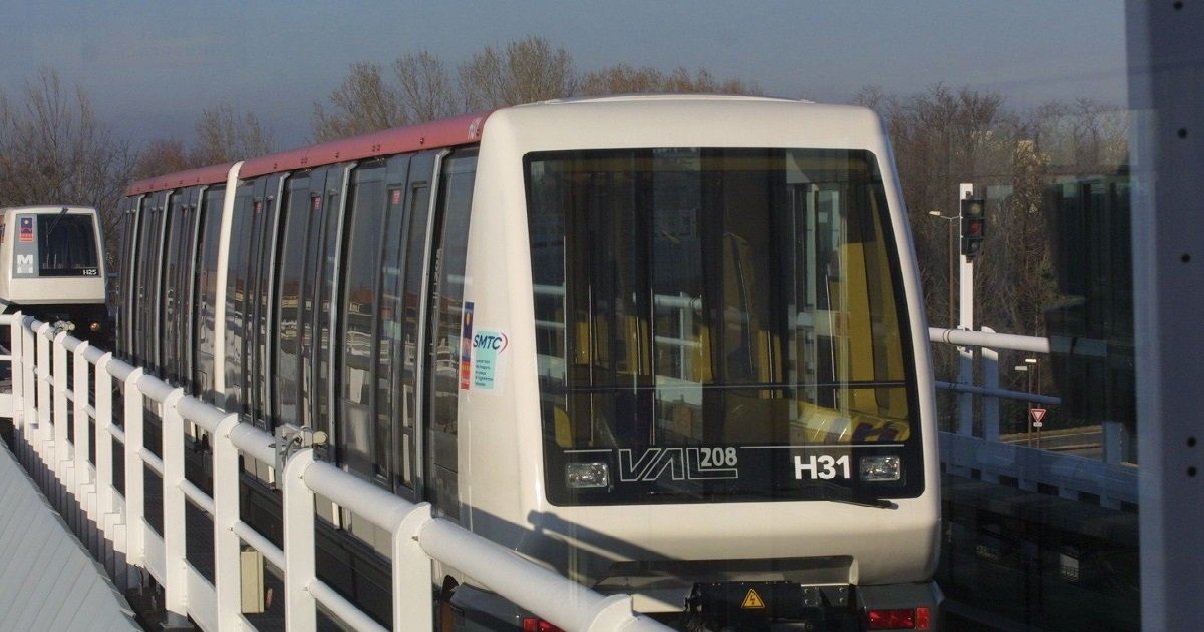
[[960, 197, 986, 258]]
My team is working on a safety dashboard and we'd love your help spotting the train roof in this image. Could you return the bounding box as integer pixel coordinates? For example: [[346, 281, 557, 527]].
[[0, 204, 97, 214], [125, 162, 238, 196], [124, 111, 492, 196], [240, 111, 491, 179], [122, 95, 857, 197]]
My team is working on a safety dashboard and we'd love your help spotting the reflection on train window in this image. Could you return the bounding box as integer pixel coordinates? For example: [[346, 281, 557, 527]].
[[37, 213, 98, 276], [339, 162, 386, 479], [528, 148, 913, 464], [423, 150, 477, 520]]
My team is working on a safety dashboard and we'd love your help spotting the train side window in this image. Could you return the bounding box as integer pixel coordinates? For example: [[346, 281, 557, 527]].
[[118, 196, 141, 359], [242, 174, 285, 429], [195, 185, 226, 404], [179, 186, 206, 393], [305, 165, 350, 443], [423, 149, 477, 519], [338, 161, 386, 480], [224, 183, 254, 413], [136, 191, 169, 373], [398, 152, 436, 498], [274, 172, 311, 427], [162, 192, 188, 383]]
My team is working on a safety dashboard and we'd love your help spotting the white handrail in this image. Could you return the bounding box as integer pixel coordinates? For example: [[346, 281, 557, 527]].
[[928, 326, 1050, 353], [0, 313, 671, 632]]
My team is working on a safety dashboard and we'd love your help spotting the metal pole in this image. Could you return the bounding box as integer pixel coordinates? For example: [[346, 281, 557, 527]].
[[957, 183, 975, 436]]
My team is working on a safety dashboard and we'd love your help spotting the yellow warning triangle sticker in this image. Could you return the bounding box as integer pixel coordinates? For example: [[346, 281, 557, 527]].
[[741, 588, 767, 609]]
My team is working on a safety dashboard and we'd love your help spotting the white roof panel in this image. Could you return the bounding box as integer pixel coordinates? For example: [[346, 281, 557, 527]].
[[0, 442, 138, 631]]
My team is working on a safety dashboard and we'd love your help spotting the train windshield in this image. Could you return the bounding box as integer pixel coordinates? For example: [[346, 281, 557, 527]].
[[36, 213, 100, 276], [527, 148, 921, 505]]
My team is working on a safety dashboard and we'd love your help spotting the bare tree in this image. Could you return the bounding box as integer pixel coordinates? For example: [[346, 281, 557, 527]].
[[313, 62, 404, 142], [459, 36, 577, 109], [131, 138, 192, 180], [663, 67, 759, 95], [579, 63, 668, 95], [0, 68, 134, 266], [580, 63, 760, 97], [394, 51, 459, 122], [191, 104, 275, 165]]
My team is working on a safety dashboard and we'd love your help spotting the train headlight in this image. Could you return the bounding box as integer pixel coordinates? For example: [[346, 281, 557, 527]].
[[566, 462, 609, 489], [859, 455, 901, 482]]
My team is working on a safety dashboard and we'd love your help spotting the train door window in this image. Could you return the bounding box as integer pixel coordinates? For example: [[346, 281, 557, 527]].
[[423, 149, 477, 519], [338, 160, 386, 480], [224, 183, 254, 413], [244, 174, 285, 429], [254, 175, 286, 429], [194, 184, 226, 404], [161, 192, 188, 383], [136, 191, 169, 372], [396, 152, 436, 498], [274, 172, 311, 426], [118, 196, 142, 360], [179, 186, 205, 392], [299, 168, 330, 433], [116, 195, 140, 356], [314, 166, 350, 444]]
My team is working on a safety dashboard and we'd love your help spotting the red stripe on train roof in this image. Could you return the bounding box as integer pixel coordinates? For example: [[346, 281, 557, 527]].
[[125, 162, 237, 196], [122, 111, 492, 196], [240, 111, 492, 179]]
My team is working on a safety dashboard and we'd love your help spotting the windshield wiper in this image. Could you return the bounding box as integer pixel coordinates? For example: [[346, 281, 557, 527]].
[[808, 480, 897, 509], [44, 206, 69, 240]]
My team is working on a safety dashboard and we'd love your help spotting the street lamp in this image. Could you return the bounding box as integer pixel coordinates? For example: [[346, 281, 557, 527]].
[[929, 210, 959, 328], [1014, 363, 1031, 446], [1025, 357, 1039, 448]]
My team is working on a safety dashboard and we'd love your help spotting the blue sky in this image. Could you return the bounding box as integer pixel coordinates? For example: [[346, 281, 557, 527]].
[[0, 1, 1127, 149]]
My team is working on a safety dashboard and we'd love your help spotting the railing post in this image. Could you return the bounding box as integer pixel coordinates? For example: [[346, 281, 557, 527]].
[[20, 318, 37, 464], [212, 413, 244, 632], [94, 353, 116, 565], [394, 504, 434, 631], [162, 387, 190, 628], [981, 326, 1000, 443], [8, 313, 25, 455], [53, 330, 71, 509], [36, 323, 53, 478], [282, 448, 317, 631], [73, 340, 92, 498], [122, 366, 146, 587]]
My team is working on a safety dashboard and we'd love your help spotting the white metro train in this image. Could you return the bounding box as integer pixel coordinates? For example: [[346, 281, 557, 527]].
[[0, 205, 109, 342], [118, 96, 942, 631]]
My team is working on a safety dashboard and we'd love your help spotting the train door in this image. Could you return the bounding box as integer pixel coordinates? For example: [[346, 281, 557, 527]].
[[336, 159, 387, 481], [178, 185, 206, 392], [117, 195, 142, 359], [194, 184, 227, 404], [135, 191, 170, 372], [245, 174, 285, 429], [418, 148, 477, 520], [273, 171, 312, 428], [305, 165, 350, 444], [381, 152, 427, 498], [224, 183, 254, 412], [161, 190, 189, 384]]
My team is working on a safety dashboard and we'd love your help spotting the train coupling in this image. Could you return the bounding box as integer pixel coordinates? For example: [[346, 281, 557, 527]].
[[685, 581, 853, 631]]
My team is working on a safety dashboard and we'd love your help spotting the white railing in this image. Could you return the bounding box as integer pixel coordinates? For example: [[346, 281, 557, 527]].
[[0, 313, 670, 632], [928, 326, 1137, 508]]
